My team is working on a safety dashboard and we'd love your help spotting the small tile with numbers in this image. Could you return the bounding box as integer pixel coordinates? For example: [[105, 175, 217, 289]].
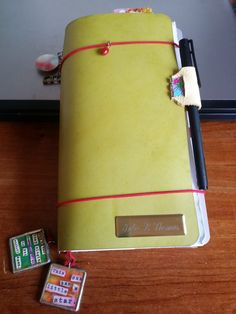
[[9, 229, 50, 273]]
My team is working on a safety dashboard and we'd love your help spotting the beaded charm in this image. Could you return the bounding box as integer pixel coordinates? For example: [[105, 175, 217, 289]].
[[100, 42, 111, 55]]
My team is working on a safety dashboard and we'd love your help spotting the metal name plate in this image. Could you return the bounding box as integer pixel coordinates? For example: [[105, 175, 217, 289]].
[[115, 214, 185, 237]]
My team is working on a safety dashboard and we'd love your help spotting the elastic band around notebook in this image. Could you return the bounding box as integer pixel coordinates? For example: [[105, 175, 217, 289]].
[[61, 40, 179, 67], [57, 189, 205, 208]]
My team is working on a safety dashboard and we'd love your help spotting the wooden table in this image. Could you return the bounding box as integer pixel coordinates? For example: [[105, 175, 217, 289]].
[[0, 121, 235, 314]]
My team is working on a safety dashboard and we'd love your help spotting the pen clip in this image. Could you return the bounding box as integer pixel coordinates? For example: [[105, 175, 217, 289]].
[[188, 39, 201, 88]]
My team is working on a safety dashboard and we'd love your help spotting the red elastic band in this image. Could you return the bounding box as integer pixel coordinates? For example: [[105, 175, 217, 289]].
[[57, 189, 205, 208], [61, 40, 179, 67]]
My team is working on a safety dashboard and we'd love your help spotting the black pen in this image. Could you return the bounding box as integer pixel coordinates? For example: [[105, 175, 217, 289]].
[[179, 38, 208, 190]]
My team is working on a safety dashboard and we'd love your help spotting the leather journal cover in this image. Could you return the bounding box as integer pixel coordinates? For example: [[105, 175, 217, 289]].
[[58, 13, 209, 251]]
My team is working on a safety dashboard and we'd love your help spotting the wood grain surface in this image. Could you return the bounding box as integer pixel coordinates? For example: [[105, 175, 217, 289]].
[[0, 121, 235, 314]]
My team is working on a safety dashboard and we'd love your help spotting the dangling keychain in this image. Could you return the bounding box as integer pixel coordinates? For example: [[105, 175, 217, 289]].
[[40, 251, 87, 311], [35, 52, 63, 85], [9, 229, 86, 311], [9, 229, 51, 273]]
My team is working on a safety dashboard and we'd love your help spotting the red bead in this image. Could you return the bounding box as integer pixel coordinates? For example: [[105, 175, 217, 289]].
[[100, 47, 109, 55]]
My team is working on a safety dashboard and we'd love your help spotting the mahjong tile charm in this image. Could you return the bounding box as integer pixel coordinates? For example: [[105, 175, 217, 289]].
[[9, 229, 51, 273], [40, 263, 87, 311]]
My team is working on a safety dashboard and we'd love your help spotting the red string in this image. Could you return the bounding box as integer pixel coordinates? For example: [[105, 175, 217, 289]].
[[61, 40, 179, 67], [57, 189, 205, 208], [64, 251, 77, 267]]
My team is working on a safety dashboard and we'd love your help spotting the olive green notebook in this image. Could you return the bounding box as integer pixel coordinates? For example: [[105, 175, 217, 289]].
[[58, 13, 209, 251]]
